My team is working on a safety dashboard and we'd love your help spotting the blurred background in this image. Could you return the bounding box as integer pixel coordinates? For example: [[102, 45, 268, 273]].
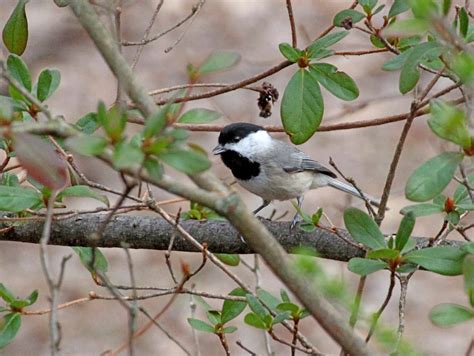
[[0, 0, 471, 355]]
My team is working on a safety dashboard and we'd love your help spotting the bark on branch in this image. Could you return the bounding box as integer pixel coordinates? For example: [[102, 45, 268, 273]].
[[0, 214, 461, 261]]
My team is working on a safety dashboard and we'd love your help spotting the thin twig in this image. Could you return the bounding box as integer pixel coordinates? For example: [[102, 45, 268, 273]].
[[22, 297, 91, 316], [217, 332, 231, 356], [123, 245, 138, 356], [236, 340, 257, 356], [165, 209, 181, 284], [130, 0, 165, 70], [268, 329, 313, 354], [138, 307, 192, 356], [365, 270, 396, 343], [121, 0, 205, 46], [109, 272, 189, 355], [189, 288, 202, 356], [164, 2, 203, 53], [395, 274, 411, 352], [39, 192, 61, 355], [329, 157, 377, 218], [286, 0, 297, 48]]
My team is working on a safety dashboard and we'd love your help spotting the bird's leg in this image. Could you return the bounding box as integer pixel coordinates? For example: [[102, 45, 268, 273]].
[[290, 196, 304, 230], [253, 199, 271, 215], [237, 200, 271, 244]]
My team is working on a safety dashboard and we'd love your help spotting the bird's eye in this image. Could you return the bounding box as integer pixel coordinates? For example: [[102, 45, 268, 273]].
[[235, 136, 240, 140]]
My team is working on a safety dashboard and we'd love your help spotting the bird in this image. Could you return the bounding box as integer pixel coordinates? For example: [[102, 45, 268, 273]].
[[212, 122, 380, 228]]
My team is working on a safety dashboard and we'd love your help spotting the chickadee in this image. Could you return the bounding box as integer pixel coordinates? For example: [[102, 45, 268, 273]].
[[213, 122, 380, 227]]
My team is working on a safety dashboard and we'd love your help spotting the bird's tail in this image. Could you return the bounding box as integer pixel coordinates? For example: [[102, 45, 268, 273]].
[[326, 178, 381, 207]]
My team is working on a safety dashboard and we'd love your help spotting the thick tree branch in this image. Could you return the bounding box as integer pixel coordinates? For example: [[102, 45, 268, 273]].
[[0, 214, 462, 260]]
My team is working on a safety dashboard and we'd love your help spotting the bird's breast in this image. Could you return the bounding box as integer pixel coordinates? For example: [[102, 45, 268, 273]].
[[238, 169, 314, 201]]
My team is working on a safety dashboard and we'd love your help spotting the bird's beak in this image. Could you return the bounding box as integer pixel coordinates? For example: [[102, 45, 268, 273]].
[[212, 144, 226, 155]]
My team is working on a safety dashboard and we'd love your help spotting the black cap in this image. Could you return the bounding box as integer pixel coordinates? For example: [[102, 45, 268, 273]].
[[218, 122, 264, 145]]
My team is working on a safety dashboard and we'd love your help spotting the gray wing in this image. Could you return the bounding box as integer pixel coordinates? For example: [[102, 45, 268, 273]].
[[272, 141, 337, 178]]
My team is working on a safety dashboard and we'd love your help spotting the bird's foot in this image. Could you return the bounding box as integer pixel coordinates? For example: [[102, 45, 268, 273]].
[[289, 213, 303, 231]]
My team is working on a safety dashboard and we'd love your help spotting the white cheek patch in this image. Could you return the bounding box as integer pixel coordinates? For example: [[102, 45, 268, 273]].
[[225, 130, 273, 158]]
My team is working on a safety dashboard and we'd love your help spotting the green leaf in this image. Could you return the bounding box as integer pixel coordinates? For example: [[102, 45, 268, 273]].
[[430, 304, 473, 327], [187, 318, 215, 333], [367, 249, 400, 260], [459, 7, 469, 37], [456, 202, 474, 211], [278, 43, 303, 62], [443, 0, 452, 15], [384, 18, 429, 37], [388, 0, 410, 17], [75, 113, 100, 134], [206, 310, 220, 325], [461, 242, 474, 254], [0, 173, 20, 187], [281, 68, 324, 144], [333, 9, 365, 28], [58, 185, 109, 207], [159, 148, 210, 174], [103, 105, 127, 142], [348, 258, 388, 275], [309, 63, 359, 101], [359, 0, 377, 12], [382, 47, 414, 71], [113, 141, 145, 170], [198, 51, 241, 75], [6, 54, 31, 91], [404, 246, 466, 275], [214, 253, 240, 266], [256, 289, 280, 311], [405, 152, 464, 202], [400, 203, 444, 217], [2, 0, 28, 56], [399, 42, 443, 94], [143, 106, 169, 139], [72, 247, 108, 274], [0, 313, 21, 349], [445, 211, 461, 225], [276, 302, 299, 316], [451, 52, 474, 85], [307, 31, 348, 58], [299, 222, 316, 232], [463, 255, 474, 307], [65, 135, 108, 157], [428, 100, 471, 148], [6, 289, 38, 310], [25, 290, 38, 306], [395, 212, 415, 251], [15, 133, 68, 190], [0, 284, 16, 304], [370, 35, 385, 48], [343, 207, 386, 249], [221, 288, 247, 324], [178, 108, 222, 124], [244, 313, 268, 329], [246, 294, 269, 319], [272, 311, 291, 325], [0, 186, 42, 212], [36, 69, 60, 102], [454, 175, 474, 203], [144, 157, 163, 180], [222, 326, 237, 334], [401, 238, 417, 255], [280, 289, 290, 303]]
